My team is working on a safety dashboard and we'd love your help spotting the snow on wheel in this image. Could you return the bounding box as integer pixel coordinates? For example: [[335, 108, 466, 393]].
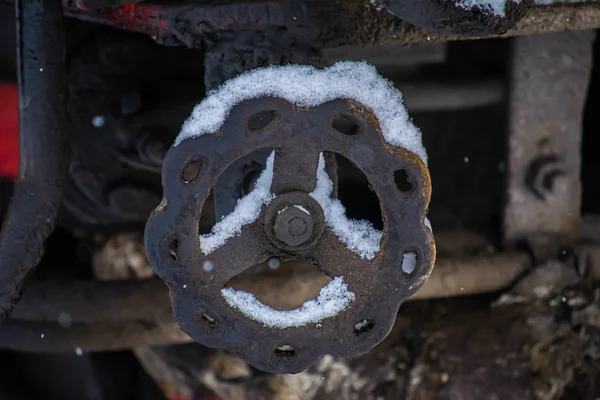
[[144, 62, 436, 374]]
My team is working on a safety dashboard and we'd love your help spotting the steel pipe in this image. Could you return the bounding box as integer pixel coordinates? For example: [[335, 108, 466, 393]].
[[0, 0, 70, 322], [10, 253, 531, 323]]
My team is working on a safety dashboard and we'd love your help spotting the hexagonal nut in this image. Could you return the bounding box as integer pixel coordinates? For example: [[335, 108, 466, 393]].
[[273, 206, 314, 247]]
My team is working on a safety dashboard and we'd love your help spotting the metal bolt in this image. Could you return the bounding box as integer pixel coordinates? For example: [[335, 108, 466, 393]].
[[274, 206, 314, 247], [289, 217, 307, 236]]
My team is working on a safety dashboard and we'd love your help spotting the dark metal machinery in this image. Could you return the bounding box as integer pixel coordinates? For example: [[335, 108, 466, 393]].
[[0, 0, 69, 322], [145, 95, 434, 373], [0, 0, 600, 397]]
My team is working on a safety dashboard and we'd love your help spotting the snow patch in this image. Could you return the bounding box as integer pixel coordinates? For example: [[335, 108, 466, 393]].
[[222, 276, 355, 328], [455, 0, 518, 17], [296, 205, 311, 215], [355, 319, 370, 331], [176, 61, 427, 164], [401, 252, 417, 274], [185, 62, 427, 257], [198, 151, 382, 259], [199, 153, 275, 254], [310, 154, 382, 260], [424, 217, 432, 231]]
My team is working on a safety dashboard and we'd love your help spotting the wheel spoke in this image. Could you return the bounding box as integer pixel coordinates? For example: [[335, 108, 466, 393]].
[[270, 144, 320, 195], [311, 227, 376, 286], [202, 219, 275, 283]]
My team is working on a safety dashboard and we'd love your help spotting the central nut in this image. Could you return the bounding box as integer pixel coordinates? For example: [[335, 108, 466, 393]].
[[274, 206, 314, 247], [288, 217, 307, 236]]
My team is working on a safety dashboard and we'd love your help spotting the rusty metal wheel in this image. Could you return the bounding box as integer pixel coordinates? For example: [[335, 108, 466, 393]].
[[145, 66, 435, 374]]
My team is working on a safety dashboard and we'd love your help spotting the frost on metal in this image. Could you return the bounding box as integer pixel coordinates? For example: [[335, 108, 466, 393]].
[[221, 276, 355, 328], [199, 153, 275, 255], [200, 152, 383, 259], [311, 154, 382, 260], [191, 62, 427, 258], [424, 217, 432, 231], [295, 205, 311, 215], [455, 0, 519, 17], [176, 61, 428, 164]]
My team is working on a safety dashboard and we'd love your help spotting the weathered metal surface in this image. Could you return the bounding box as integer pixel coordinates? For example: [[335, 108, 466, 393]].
[[62, 1, 600, 49], [505, 5, 600, 39], [203, 28, 320, 90], [504, 30, 594, 252], [62, 0, 315, 47], [0, 0, 70, 323], [145, 97, 435, 373], [7, 252, 531, 325], [272, 202, 320, 248], [74, 0, 143, 9], [318, 3, 600, 46], [378, 0, 532, 35]]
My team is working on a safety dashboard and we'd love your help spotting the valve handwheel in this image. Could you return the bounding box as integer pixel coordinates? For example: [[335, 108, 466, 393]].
[[145, 63, 436, 373]]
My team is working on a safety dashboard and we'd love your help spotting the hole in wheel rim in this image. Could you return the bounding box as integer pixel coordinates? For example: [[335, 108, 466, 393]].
[[394, 169, 413, 193], [225, 259, 331, 311], [332, 115, 360, 136], [241, 168, 262, 196], [332, 152, 383, 230], [193, 310, 219, 330], [402, 251, 418, 275], [198, 189, 217, 235], [354, 319, 374, 336], [164, 235, 179, 262], [182, 159, 203, 183], [274, 345, 295, 357]]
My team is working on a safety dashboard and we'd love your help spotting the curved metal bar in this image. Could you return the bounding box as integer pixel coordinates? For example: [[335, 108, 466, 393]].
[[0, 320, 192, 353], [0, 252, 533, 352], [0, 0, 69, 322], [11, 279, 173, 324], [8, 253, 530, 323]]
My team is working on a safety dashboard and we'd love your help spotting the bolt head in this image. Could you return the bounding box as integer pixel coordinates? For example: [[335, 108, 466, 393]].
[[274, 206, 314, 247]]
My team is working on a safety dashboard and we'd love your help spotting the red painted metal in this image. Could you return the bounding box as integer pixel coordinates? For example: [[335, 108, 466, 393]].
[[0, 84, 19, 180]]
